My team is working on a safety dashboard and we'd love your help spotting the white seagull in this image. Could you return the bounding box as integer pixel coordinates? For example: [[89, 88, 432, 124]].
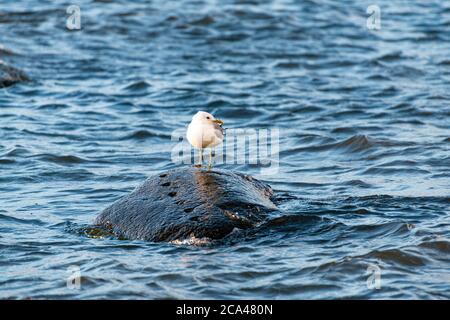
[[186, 111, 224, 169]]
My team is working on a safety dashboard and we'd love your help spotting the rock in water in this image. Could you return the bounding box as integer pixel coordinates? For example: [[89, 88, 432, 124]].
[[0, 60, 29, 88], [94, 167, 278, 242]]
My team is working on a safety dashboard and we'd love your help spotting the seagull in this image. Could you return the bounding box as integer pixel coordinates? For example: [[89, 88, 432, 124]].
[[186, 111, 224, 169]]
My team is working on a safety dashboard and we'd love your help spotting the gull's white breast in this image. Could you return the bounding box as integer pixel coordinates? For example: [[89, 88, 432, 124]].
[[187, 122, 223, 149]]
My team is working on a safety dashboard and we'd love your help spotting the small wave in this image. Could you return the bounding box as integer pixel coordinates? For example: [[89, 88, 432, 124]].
[[371, 86, 400, 98], [438, 59, 450, 66], [20, 129, 79, 140], [0, 147, 29, 158], [0, 213, 46, 226], [122, 80, 151, 92], [239, 282, 342, 296], [333, 135, 373, 152], [37, 103, 69, 110], [362, 248, 428, 267], [207, 32, 250, 43], [189, 16, 215, 26], [274, 62, 300, 69], [365, 74, 391, 81], [418, 240, 450, 254], [29, 169, 94, 182], [35, 154, 88, 165], [0, 9, 60, 24], [331, 127, 357, 134], [339, 179, 372, 188], [121, 129, 169, 140], [283, 134, 376, 154], [170, 236, 212, 246], [259, 215, 333, 235], [265, 214, 325, 226], [0, 159, 15, 164], [362, 166, 430, 176], [347, 222, 413, 239], [391, 65, 426, 78], [218, 106, 265, 119], [293, 105, 323, 113], [372, 51, 405, 62], [377, 159, 418, 167]]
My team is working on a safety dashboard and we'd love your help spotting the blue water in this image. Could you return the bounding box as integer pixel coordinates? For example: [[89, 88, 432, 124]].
[[1, 0, 449, 299]]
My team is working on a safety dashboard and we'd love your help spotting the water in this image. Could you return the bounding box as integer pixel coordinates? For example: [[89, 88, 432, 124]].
[[1, 0, 449, 299]]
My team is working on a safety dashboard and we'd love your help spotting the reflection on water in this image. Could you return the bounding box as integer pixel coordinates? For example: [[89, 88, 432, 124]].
[[0, 0, 449, 299]]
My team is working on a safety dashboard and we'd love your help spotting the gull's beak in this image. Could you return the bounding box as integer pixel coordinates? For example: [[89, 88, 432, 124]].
[[212, 119, 224, 126]]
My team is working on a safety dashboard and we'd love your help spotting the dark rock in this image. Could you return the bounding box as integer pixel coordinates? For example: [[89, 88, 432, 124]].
[[0, 60, 29, 88], [94, 167, 278, 242], [0, 45, 15, 56]]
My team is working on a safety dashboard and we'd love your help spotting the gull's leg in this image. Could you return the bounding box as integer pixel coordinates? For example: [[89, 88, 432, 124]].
[[199, 148, 203, 166], [208, 148, 213, 170]]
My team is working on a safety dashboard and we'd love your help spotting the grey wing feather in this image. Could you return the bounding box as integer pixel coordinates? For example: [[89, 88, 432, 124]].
[[213, 123, 224, 140]]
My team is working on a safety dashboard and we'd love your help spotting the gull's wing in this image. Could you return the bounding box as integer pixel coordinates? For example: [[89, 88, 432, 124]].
[[213, 123, 224, 141]]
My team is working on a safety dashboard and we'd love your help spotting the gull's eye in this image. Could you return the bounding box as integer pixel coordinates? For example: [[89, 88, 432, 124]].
[[206, 116, 210, 119]]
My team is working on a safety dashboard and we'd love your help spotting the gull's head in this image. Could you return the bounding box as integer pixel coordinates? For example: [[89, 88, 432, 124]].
[[191, 111, 224, 126]]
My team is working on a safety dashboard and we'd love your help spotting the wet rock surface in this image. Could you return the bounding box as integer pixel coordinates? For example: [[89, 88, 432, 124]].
[[0, 60, 29, 88], [0, 46, 29, 88], [94, 167, 278, 242]]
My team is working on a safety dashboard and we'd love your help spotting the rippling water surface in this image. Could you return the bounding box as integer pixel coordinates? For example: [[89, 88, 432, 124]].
[[1, 0, 449, 299]]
